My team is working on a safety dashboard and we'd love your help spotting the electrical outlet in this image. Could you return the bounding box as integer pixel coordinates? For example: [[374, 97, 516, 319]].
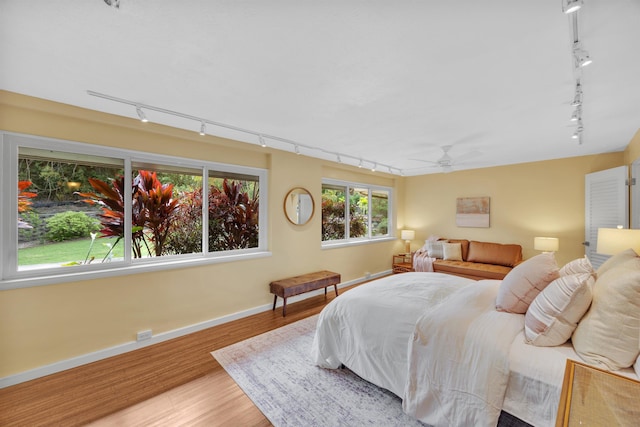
[[136, 329, 152, 342]]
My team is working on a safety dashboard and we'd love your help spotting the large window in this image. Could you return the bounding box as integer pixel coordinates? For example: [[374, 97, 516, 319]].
[[2, 132, 267, 288], [321, 179, 391, 245]]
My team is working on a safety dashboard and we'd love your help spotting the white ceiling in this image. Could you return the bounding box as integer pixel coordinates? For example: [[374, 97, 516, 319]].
[[1, 1, 639, 175]]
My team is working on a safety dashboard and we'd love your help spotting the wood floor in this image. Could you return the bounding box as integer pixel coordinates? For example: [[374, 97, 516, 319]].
[[0, 285, 357, 426]]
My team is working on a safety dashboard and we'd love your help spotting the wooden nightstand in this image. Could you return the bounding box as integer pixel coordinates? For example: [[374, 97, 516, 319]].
[[392, 253, 414, 273]]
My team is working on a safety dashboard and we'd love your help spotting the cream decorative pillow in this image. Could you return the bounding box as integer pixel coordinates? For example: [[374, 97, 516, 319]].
[[524, 273, 594, 346], [572, 256, 640, 370], [442, 242, 463, 261], [427, 240, 446, 259], [559, 256, 595, 277], [596, 248, 639, 277], [496, 252, 560, 314]]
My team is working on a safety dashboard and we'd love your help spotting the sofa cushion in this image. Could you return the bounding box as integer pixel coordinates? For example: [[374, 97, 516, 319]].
[[433, 260, 512, 280], [446, 239, 470, 260], [442, 242, 463, 261], [466, 241, 523, 267], [426, 240, 447, 259], [496, 252, 559, 314]]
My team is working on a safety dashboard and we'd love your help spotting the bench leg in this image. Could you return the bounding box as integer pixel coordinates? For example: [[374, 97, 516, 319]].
[[334, 284, 339, 296], [272, 294, 277, 311], [282, 297, 287, 317]]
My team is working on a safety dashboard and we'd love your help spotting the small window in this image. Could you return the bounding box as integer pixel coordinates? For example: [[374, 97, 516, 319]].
[[321, 179, 392, 244]]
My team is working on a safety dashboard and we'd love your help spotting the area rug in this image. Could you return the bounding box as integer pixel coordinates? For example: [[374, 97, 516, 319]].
[[211, 315, 425, 426]]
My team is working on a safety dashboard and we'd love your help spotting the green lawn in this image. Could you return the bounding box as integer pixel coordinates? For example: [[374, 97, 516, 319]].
[[19, 237, 124, 266]]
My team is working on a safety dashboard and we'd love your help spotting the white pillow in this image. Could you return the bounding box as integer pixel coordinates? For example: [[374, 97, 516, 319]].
[[496, 252, 559, 314], [524, 273, 594, 346], [559, 256, 595, 277], [572, 258, 640, 370], [442, 242, 462, 261], [427, 240, 446, 259]]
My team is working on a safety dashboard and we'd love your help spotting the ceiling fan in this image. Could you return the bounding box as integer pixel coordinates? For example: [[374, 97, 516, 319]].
[[411, 145, 481, 173]]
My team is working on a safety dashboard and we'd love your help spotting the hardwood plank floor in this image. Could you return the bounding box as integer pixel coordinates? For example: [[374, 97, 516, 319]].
[[0, 284, 360, 426]]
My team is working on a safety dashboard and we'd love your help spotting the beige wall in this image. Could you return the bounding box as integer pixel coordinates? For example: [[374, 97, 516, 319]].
[[0, 90, 636, 380], [402, 154, 624, 267], [0, 91, 401, 377]]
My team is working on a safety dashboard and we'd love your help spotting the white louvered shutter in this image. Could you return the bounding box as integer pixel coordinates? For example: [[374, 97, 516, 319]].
[[585, 166, 629, 269]]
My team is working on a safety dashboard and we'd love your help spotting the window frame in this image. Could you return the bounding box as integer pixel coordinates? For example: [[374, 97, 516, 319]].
[[321, 178, 394, 249], [1, 131, 269, 290]]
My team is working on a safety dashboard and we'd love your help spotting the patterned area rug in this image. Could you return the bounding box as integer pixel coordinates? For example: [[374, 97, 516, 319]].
[[211, 315, 425, 427]]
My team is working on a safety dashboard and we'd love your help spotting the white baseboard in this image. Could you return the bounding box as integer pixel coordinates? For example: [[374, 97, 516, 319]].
[[0, 270, 390, 389]]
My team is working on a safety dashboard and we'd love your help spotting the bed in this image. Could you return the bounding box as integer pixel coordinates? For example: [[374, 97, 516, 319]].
[[312, 251, 640, 427]]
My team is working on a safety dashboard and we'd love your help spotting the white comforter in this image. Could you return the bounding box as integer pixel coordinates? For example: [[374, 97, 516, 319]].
[[312, 272, 474, 397], [403, 280, 524, 427]]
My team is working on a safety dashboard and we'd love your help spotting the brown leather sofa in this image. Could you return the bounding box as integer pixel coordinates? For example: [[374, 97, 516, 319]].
[[432, 239, 523, 280]]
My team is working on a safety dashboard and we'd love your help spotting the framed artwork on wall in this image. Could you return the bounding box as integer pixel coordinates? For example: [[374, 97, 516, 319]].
[[456, 197, 490, 227]]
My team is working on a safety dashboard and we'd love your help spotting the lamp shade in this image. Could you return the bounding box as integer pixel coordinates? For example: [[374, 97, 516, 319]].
[[596, 228, 640, 255], [534, 237, 559, 252], [401, 230, 415, 241]]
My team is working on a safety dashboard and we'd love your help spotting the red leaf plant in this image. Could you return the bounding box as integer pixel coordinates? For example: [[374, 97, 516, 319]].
[[18, 180, 37, 229]]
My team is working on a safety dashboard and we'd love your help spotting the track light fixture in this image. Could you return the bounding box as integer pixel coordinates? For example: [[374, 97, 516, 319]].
[[88, 91, 401, 175], [570, 107, 581, 122], [563, 0, 583, 14], [571, 82, 583, 107], [136, 106, 148, 123], [371, 163, 377, 172], [573, 42, 592, 68]]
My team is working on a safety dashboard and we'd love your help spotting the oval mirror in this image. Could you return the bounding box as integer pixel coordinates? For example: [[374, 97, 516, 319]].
[[284, 187, 315, 225]]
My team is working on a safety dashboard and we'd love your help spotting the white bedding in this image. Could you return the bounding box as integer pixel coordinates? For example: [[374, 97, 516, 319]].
[[312, 272, 640, 426], [403, 280, 524, 426], [311, 272, 474, 396]]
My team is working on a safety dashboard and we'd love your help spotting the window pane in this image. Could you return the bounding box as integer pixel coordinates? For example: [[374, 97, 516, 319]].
[[131, 163, 203, 258], [207, 173, 260, 252], [349, 187, 369, 238], [17, 148, 125, 270], [371, 189, 389, 236], [321, 185, 347, 241]]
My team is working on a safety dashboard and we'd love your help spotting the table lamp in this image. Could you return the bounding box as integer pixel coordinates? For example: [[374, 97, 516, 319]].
[[401, 229, 415, 254], [534, 237, 559, 253]]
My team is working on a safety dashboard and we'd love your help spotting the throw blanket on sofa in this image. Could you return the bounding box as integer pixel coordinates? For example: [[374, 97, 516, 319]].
[[403, 280, 524, 426], [413, 251, 435, 272]]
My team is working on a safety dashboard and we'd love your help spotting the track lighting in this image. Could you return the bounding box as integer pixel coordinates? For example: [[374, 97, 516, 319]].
[[570, 107, 581, 122], [89, 90, 402, 175], [573, 43, 592, 68], [563, 0, 583, 14], [571, 83, 583, 107], [136, 106, 148, 123], [371, 163, 377, 172]]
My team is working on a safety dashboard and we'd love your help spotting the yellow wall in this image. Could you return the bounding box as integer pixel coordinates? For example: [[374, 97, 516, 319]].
[[624, 128, 640, 164], [403, 154, 624, 267], [0, 91, 401, 377], [0, 90, 636, 380]]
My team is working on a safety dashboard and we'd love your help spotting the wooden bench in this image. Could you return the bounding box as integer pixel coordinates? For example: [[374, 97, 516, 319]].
[[269, 270, 341, 316]]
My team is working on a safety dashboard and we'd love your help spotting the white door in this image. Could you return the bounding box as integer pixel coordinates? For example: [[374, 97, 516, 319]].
[[585, 166, 629, 269]]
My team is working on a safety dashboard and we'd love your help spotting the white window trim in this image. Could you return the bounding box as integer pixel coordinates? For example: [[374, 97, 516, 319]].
[[321, 178, 394, 248], [1, 131, 269, 290]]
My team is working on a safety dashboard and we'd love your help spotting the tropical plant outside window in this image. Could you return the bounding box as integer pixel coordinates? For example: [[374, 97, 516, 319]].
[[3, 132, 265, 284], [321, 180, 391, 243]]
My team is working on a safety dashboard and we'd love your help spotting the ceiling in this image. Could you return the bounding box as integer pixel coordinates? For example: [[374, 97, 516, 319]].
[[1, 1, 639, 176]]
